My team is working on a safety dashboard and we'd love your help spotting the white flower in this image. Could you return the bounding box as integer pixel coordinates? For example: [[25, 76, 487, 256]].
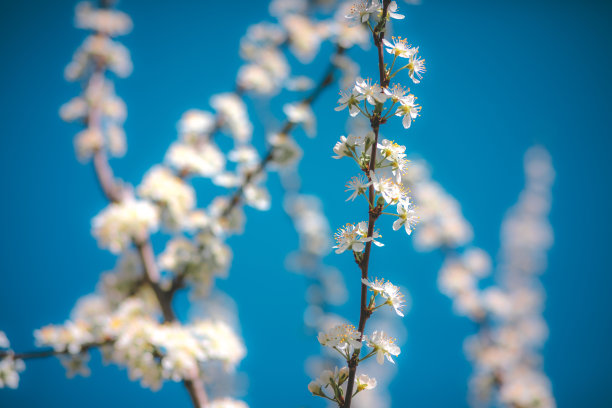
[[335, 89, 364, 117], [356, 373, 377, 391], [394, 94, 421, 129], [138, 166, 195, 228], [370, 171, 407, 204], [59, 353, 91, 378], [333, 222, 372, 254], [75, 2, 132, 36], [385, 1, 405, 20], [356, 221, 384, 247], [355, 77, 388, 106], [318, 324, 362, 351], [362, 278, 406, 316], [407, 52, 426, 84], [377, 139, 410, 182], [382, 37, 415, 58], [244, 184, 271, 211], [210, 93, 253, 143], [178, 109, 216, 137], [0, 331, 9, 349], [0, 356, 25, 389], [383, 84, 410, 103], [192, 320, 246, 368], [74, 127, 103, 162], [92, 199, 159, 253], [346, 1, 378, 24], [283, 102, 316, 137], [365, 330, 401, 364], [333, 134, 361, 159], [209, 398, 249, 408], [345, 174, 371, 201], [393, 199, 418, 235], [166, 142, 226, 178]]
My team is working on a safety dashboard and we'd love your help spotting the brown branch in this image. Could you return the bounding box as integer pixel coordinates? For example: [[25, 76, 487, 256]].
[[0, 341, 111, 361], [220, 45, 346, 219], [342, 2, 391, 407]]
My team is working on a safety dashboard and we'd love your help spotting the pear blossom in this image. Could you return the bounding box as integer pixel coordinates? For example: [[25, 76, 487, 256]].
[[365, 330, 401, 364], [0, 356, 25, 389], [318, 324, 362, 351], [394, 94, 420, 128], [333, 134, 361, 159], [382, 37, 415, 58], [345, 174, 371, 201], [362, 278, 406, 316], [357, 221, 384, 247], [0, 331, 10, 349], [346, 1, 378, 24], [407, 52, 426, 84], [355, 77, 387, 105], [209, 399, 249, 408], [333, 222, 372, 254], [355, 373, 377, 391], [336, 88, 364, 117], [382, 83, 410, 103], [283, 102, 316, 137], [92, 199, 160, 253], [393, 199, 418, 234], [178, 109, 216, 137]]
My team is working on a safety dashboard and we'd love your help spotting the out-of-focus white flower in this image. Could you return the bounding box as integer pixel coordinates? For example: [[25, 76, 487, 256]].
[[210, 93, 253, 143], [166, 142, 225, 178], [283, 15, 323, 63], [74, 127, 104, 162], [0, 332, 9, 349], [283, 102, 316, 137], [0, 356, 25, 389], [178, 109, 216, 138], [209, 398, 249, 408], [192, 320, 246, 368], [34, 320, 96, 354], [365, 330, 400, 364], [75, 2, 133, 36], [59, 352, 91, 378], [138, 166, 195, 228], [268, 133, 303, 168], [92, 198, 159, 253]]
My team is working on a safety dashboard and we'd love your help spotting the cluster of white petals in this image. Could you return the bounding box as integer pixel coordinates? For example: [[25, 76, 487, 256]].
[[92, 198, 159, 254]]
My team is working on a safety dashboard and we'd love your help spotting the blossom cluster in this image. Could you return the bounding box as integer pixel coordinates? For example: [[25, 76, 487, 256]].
[[32, 297, 245, 390], [310, 1, 419, 406], [403, 147, 556, 407]]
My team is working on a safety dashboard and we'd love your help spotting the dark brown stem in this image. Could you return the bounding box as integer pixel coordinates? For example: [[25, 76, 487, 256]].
[[0, 341, 110, 361], [220, 46, 345, 219], [342, 2, 391, 407]]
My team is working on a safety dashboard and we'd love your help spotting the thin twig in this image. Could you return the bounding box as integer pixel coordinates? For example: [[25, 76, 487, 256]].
[[342, 2, 391, 407]]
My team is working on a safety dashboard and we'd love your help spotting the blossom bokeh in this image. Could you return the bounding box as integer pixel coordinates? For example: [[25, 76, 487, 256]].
[[1, 0, 611, 407]]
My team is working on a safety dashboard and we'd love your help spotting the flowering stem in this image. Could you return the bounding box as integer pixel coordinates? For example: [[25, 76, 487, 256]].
[[220, 46, 346, 217], [0, 341, 111, 361], [342, 3, 391, 407]]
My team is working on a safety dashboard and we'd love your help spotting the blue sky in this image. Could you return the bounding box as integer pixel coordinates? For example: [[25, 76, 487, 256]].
[[1, 0, 611, 407]]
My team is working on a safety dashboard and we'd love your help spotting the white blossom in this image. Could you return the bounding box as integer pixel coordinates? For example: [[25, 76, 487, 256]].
[[365, 330, 400, 364], [92, 199, 159, 253]]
